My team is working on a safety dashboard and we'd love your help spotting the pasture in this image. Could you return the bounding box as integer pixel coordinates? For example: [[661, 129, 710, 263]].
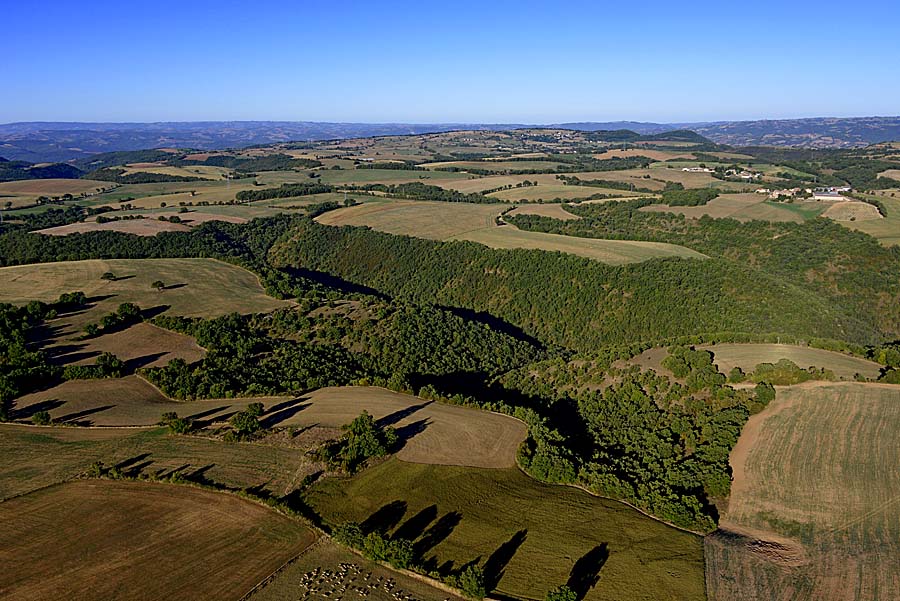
[[0, 258, 290, 323], [821, 200, 883, 222], [641, 194, 825, 222], [592, 148, 695, 161], [306, 458, 706, 601], [37, 218, 191, 236], [9, 385, 526, 469], [0, 178, 115, 208], [0, 480, 317, 601], [708, 383, 900, 601], [316, 199, 706, 265], [700, 343, 882, 380], [838, 194, 900, 246], [507, 203, 580, 220]]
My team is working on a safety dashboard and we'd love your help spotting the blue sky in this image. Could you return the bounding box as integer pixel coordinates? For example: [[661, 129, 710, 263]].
[[2, 0, 898, 123]]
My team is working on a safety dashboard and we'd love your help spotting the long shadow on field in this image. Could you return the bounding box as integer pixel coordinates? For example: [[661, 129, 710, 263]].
[[11, 398, 66, 420], [567, 544, 609, 600], [185, 405, 231, 421], [51, 349, 101, 365], [114, 453, 152, 472], [126, 352, 169, 371], [84, 294, 117, 305], [394, 418, 430, 449], [377, 401, 433, 428], [55, 404, 115, 426], [140, 304, 171, 320], [393, 504, 438, 541], [162, 283, 188, 291], [259, 398, 310, 428], [416, 511, 462, 562], [484, 529, 528, 591], [362, 500, 407, 534]]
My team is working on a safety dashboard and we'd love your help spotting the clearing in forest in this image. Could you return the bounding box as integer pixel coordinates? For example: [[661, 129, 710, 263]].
[[700, 343, 882, 380]]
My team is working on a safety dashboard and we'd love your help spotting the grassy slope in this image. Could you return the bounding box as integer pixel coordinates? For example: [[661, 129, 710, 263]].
[[306, 458, 706, 601]]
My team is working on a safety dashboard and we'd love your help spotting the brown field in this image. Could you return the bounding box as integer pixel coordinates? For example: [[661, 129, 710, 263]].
[[641, 194, 821, 223], [316, 199, 506, 239], [37, 218, 191, 236], [253, 538, 464, 601], [821, 200, 883, 222], [507, 203, 580, 220], [0, 480, 317, 601], [592, 148, 696, 161], [121, 164, 231, 180], [699, 343, 882, 380], [0, 179, 116, 208], [487, 184, 608, 202], [879, 169, 900, 180], [840, 195, 900, 246], [9, 385, 526, 468], [94, 210, 251, 225], [0, 258, 290, 324], [421, 160, 564, 172], [708, 383, 900, 601], [317, 199, 705, 264]]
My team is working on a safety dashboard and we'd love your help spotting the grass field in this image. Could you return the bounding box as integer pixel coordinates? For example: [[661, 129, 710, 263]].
[[507, 204, 580, 220], [700, 343, 882, 380], [641, 194, 825, 223], [0, 258, 289, 324], [10, 385, 525, 469], [840, 195, 900, 246], [317, 199, 706, 265], [707, 383, 900, 601], [0, 179, 116, 208], [487, 184, 609, 202], [37, 218, 192, 236], [0, 480, 316, 601], [821, 200, 884, 222], [306, 458, 706, 601]]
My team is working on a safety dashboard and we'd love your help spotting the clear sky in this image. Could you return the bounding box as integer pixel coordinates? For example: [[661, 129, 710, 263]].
[[3, 0, 898, 124]]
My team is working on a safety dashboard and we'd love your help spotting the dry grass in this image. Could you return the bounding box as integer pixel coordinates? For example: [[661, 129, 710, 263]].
[[700, 343, 882, 380], [121, 164, 231, 180], [0, 258, 290, 323], [640, 194, 822, 223], [507, 204, 580, 220], [0, 480, 317, 601], [421, 160, 564, 171], [708, 383, 900, 600], [0, 179, 116, 208], [821, 201, 883, 222], [48, 321, 204, 367], [37, 219, 191, 236], [487, 184, 606, 202], [840, 195, 900, 246]]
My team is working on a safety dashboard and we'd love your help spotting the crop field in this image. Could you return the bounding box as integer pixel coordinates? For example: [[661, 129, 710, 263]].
[[37, 218, 191, 236], [0, 424, 321, 499], [840, 195, 900, 245], [421, 160, 565, 172], [316, 199, 506, 239], [0, 480, 317, 601], [641, 194, 824, 222], [507, 203, 580, 220], [707, 383, 900, 601], [316, 199, 705, 264], [592, 148, 696, 161], [454, 225, 707, 265], [306, 458, 706, 601], [254, 168, 472, 188], [253, 538, 463, 601], [699, 343, 882, 380], [0, 258, 290, 325], [821, 200, 883, 222], [0, 178, 116, 208], [47, 320, 204, 367], [120, 164, 232, 180], [487, 183, 609, 202], [10, 385, 525, 469]]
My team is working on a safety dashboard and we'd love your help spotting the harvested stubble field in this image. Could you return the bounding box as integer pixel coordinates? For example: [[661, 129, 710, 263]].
[[821, 200, 883, 222], [700, 343, 882, 380], [486, 183, 608, 202], [253, 538, 464, 601], [707, 383, 900, 601], [10, 385, 525, 469], [0, 178, 114, 208], [307, 458, 706, 601], [0, 258, 290, 323], [317, 199, 705, 265], [0, 480, 317, 601], [507, 203, 580, 220], [640, 194, 824, 223], [37, 218, 191, 236]]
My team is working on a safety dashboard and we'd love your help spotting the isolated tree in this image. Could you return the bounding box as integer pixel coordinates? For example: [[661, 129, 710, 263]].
[[159, 411, 192, 434], [546, 585, 577, 601], [101, 271, 117, 281], [32, 410, 51, 426], [230, 410, 261, 436], [151, 280, 165, 291]]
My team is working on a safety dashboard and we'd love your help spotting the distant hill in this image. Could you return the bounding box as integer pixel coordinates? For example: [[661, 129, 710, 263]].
[[1, 116, 898, 162], [0, 157, 84, 182]]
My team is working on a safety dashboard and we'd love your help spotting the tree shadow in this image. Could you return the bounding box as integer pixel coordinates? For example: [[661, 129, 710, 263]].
[[259, 398, 310, 428], [162, 283, 187, 291], [484, 529, 528, 591], [393, 504, 438, 541], [84, 294, 117, 305], [185, 405, 232, 421], [393, 418, 430, 449], [361, 500, 407, 534], [437, 304, 545, 347], [140, 304, 171, 320], [111, 275, 136, 282], [415, 510, 462, 558], [125, 352, 169, 371], [55, 404, 115, 425], [11, 398, 66, 420], [566, 544, 609, 600], [284, 267, 390, 299], [376, 400, 433, 428]]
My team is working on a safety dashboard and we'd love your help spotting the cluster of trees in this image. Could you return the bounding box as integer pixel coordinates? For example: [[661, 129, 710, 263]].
[[318, 411, 399, 472], [740, 358, 836, 385], [61, 352, 126, 380], [235, 182, 333, 202], [0, 302, 60, 420], [555, 174, 656, 194], [85, 168, 206, 184], [351, 182, 497, 204], [659, 188, 720, 206], [82, 302, 142, 338], [174, 153, 321, 172]]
